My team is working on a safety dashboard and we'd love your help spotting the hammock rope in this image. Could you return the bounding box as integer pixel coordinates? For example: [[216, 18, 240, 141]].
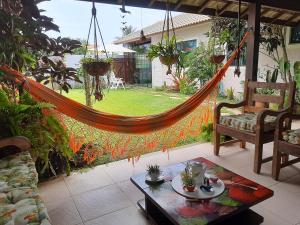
[[0, 32, 249, 135]]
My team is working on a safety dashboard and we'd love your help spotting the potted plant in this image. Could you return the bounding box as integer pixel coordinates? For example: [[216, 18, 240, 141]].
[[147, 164, 161, 180], [209, 27, 229, 64], [81, 57, 112, 101], [147, 35, 180, 75], [81, 57, 112, 77], [181, 171, 196, 192]]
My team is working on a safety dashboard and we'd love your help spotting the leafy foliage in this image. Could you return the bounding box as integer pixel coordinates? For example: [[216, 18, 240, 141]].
[[0, 0, 59, 70], [0, 89, 73, 176], [181, 170, 195, 187], [186, 42, 215, 86], [80, 57, 112, 64], [210, 17, 247, 64], [0, 0, 82, 93], [147, 35, 179, 60], [199, 122, 213, 142]]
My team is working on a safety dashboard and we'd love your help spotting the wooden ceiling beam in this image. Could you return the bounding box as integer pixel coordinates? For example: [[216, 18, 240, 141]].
[[78, 0, 300, 26], [198, 0, 210, 13], [269, 11, 283, 23], [148, 0, 156, 7], [240, 8, 248, 18], [219, 2, 232, 15], [174, 0, 183, 10]]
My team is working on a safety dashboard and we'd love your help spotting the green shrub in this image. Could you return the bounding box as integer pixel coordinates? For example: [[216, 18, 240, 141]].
[[0, 90, 73, 177], [186, 42, 215, 86], [179, 79, 196, 95], [226, 87, 234, 100], [200, 122, 214, 142]]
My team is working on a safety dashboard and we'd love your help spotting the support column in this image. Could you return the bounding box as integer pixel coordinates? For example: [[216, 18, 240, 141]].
[[245, 0, 261, 81]]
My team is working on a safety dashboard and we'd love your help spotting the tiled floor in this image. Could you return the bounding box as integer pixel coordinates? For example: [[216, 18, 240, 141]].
[[39, 141, 300, 225]]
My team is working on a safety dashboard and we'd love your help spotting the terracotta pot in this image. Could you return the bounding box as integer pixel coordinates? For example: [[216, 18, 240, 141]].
[[185, 185, 196, 192], [159, 55, 178, 66], [82, 61, 111, 77], [209, 55, 225, 64]]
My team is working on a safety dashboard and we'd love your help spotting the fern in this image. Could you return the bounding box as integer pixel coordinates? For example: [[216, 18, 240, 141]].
[[0, 89, 73, 176]]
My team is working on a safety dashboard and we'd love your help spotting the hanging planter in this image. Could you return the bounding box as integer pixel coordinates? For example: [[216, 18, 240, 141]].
[[82, 58, 111, 77], [81, 1, 111, 102], [147, 1, 180, 75], [147, 35, 180, 75], [209, 55, 225, 64]]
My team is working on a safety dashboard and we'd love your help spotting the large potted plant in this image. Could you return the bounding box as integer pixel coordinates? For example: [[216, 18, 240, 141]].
[[147, 35, 179, 74]]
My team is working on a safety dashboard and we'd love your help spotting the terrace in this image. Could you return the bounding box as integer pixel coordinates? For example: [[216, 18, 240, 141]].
[[39, 140, 300, 225], [1, 0, 300, 225]]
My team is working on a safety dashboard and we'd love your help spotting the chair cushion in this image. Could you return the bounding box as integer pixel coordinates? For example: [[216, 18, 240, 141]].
[[0, 187, 51, 225], [220, 113, 277, 133], [0, 152, 38, 193], [282, 129, 300, 145]]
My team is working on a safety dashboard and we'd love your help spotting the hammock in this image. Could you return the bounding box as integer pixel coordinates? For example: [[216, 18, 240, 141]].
[[0, 32, 249, 134]]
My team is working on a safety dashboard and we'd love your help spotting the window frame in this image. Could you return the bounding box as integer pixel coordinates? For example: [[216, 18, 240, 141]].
[[289, 26, 300, 44]]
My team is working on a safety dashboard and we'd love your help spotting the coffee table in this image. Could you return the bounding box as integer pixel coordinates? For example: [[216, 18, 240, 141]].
[[130, 157, 273, 225]]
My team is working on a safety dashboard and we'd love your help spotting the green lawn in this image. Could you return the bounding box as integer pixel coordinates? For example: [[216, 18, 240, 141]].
[[64, 86, 189, 116]]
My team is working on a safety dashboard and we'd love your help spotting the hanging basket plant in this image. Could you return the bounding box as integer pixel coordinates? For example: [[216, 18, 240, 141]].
[[81, 1, 111, 102], [148, 36, 179, 75], [209, 54, 225, 64], [147, 1, 180, 75], [81, 58, 111, 77]]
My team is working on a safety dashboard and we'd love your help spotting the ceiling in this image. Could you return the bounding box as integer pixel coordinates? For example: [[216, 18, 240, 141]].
[[78, 0, 300, 27]]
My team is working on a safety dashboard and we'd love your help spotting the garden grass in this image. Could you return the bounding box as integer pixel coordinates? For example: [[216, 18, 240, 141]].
[[64, 86, 188, 116]]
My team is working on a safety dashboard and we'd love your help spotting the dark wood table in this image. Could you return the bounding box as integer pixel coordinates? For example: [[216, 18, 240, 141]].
[[130, 157, 273, 225]]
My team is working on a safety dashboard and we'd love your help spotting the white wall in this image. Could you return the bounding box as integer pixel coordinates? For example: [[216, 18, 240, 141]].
[[150, 23, 300, 98], [222, 28, 300, 95], [151, 22, 211, 87]]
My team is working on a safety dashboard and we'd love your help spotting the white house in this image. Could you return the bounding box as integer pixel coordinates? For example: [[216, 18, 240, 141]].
[[115, 13, 300, 96]]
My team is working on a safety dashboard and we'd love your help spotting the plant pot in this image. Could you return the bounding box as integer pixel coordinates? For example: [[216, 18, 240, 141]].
[[159, 55, 178, 66], [82, 61, 111, 77], [209, 55, 225, 64], [185, 184, 196, 192]]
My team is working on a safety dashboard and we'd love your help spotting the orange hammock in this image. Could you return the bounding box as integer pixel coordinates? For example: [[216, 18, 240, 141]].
[[0, 32, 249, 134]]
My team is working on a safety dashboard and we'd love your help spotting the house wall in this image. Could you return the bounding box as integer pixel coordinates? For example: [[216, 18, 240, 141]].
[[150, 23, 300, 99]]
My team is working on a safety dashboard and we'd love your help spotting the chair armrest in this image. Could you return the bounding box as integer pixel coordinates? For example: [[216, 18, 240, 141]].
[[0, 136, 31, 151], [256, 108, 291, 133], [214, 101, 246, 123]]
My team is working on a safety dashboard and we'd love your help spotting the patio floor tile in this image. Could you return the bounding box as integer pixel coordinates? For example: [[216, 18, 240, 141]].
[[64, 165, 114, 195], [84, 206, 151, 225], [251, 204, 292, 225], [73, 184, 132, 222], [257, 175, 300, 224], [45, 197, 82, 225], [38, 176, 70, 203], [39, 140, 300, 225], [103, 160, 138, 183], [117, 180, 144, 204]]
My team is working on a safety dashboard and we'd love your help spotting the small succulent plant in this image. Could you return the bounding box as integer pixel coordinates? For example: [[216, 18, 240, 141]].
[[181, 171, 195, 187], [147, 164, 161, 180]]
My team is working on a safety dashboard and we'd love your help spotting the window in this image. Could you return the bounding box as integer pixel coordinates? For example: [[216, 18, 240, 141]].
[[290, 26, 300, 44], [177, 39, 197, 52]]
